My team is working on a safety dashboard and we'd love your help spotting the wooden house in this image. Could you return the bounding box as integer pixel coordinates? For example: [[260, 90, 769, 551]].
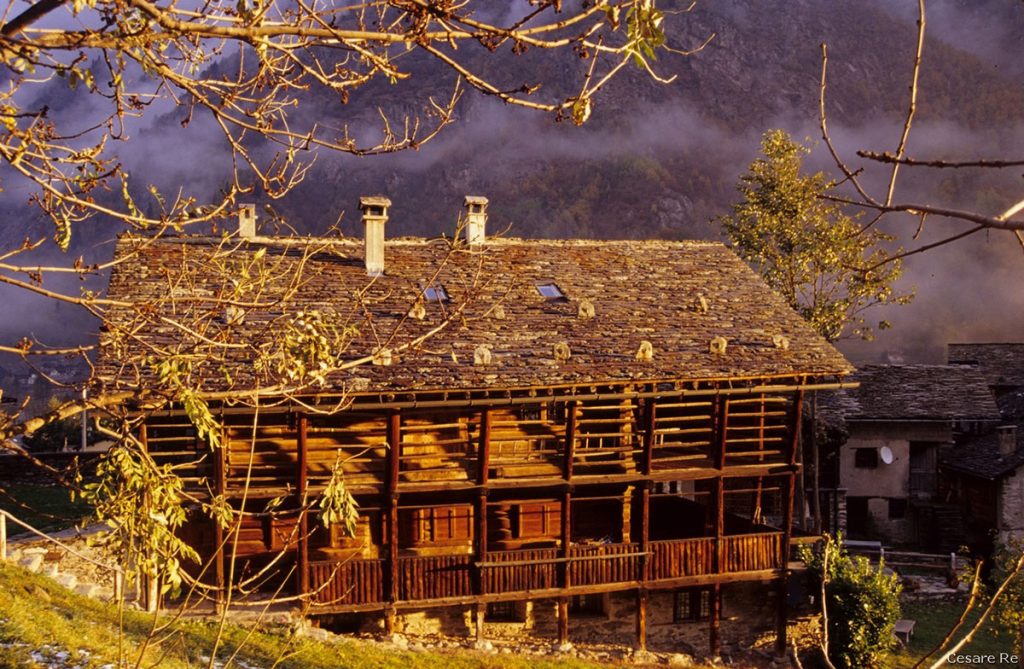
[[96, 198, 854, 654]]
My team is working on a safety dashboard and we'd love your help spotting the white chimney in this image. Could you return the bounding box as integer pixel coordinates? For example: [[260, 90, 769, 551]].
[[359, 196, 390, 276], [998, 425, 1018, 456], [238, 203, 256, 239], [463, 195, 488, 247]]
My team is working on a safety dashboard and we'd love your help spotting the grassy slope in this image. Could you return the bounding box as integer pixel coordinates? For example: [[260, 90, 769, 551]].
[[0, 563, 637, 669]]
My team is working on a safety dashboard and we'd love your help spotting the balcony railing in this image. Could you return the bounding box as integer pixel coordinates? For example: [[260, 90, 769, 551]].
[[308, 532, 784, 609]]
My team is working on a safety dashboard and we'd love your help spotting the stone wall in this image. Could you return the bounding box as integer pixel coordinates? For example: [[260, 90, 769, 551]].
[[328, 582, 782, 655]]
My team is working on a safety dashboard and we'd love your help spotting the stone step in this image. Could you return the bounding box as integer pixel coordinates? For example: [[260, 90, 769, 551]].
[[18, 554, 43, 573], [54, 572, 78, 590]]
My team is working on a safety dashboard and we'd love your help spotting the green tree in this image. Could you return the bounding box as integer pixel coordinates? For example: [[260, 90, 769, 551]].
[[721, 129, 910, 342], [800, 535, 902, 669], [721, 129, 912, 533]]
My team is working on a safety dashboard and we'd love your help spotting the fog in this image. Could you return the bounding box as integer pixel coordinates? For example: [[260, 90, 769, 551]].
[[1, 0, 1022, 375]]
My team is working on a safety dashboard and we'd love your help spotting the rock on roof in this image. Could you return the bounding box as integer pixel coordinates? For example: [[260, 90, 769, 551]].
[[817, 364, 1000, 422], [96, 235, 853, 394], [948, 343, 1024, 388], [943, 428, 1024, 480]]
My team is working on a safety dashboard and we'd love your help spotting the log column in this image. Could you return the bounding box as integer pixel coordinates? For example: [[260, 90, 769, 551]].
[[557, 401, 576, 646], [296, 413, 310, 597], [384, 409, 401, 634], [710, 395, 727, 657], [475, 409, 491, 642], [776, 389, 805, 657]]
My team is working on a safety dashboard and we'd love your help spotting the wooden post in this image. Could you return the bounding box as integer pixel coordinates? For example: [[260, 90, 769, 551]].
[[557, 597, 569, 646], [639, 485, 650, 583], [709, 583, 722, 656], [641, 398, 656, 475], [560, 491, 572, 590], [478, 408, 491, 486], [476, 408, 492, 623], [0, 511, 6, 562], [776, 389, 805, 656], [711, 395, 726, 569], [384, 410, 401, 633], [635, 588, 648, 651], [563, 401, 577, 481], [296, 413, 310, 597]]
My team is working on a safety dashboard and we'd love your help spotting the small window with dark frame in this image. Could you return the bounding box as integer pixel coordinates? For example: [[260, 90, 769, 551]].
[[674, 588, 712, 623], [486, 601, 523, 622], [423, 283, 450, 303], [675, 589, 711, 622], [854, 448, 879, 469], [535, 282, 566, 300], [888, 498, 907, 519]]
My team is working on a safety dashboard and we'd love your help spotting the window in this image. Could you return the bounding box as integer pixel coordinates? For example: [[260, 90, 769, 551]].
[[423, 283, 449, 303], [516, 502, 560, 539], [402, 505, 473, 546], [674, 588, 712, 622], [888, 498, 907, 519], [569, 594, 604, 616], [535, 282, 565, 300], [486, 601, 523, 622], [854, 448, 879, 469]]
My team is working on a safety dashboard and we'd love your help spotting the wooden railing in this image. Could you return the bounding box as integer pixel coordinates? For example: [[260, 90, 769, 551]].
[[397, 554, 474, 600], [649, 538, 714, 580], [308, 558, 383, 606], [722, 533, 784, 572], [308, 533, 783, 608], [484, 547, 559, 592], [569, 542, 641, 586]]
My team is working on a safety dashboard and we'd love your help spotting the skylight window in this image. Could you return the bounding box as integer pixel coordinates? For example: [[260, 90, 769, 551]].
[[423, 284, 450, 303], [536, 283, 565, 300]]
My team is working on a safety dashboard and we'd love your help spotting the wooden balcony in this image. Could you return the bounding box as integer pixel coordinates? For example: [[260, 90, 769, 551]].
[[307, 532, 785, 611]]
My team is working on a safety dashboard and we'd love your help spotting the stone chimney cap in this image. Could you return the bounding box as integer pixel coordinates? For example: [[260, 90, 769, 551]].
[[359, 196, 392, 210], [464, 195, 489, 206]]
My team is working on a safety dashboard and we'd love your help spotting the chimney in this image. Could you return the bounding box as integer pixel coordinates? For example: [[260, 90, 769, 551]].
[[359, 196, 391, 276], [463, 195, 488, 247], [238, 203, 256, 239], [998, 425, 1018, 456]]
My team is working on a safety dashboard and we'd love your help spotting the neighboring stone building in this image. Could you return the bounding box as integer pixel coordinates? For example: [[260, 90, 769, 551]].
[[943, 343, 1024, 555], [819, 364, 1000, 549], [942, 426, 1024, 554]]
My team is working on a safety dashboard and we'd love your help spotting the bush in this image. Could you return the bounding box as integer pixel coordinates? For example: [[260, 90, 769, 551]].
[[799, 534, 901, 669]]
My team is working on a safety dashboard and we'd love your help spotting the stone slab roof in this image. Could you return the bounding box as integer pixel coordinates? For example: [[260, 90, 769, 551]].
[[817, 364, 1000, 422], [96, 235, 853, 394], [948, 343, 1024, 389], [943, 427, 1024, 480]]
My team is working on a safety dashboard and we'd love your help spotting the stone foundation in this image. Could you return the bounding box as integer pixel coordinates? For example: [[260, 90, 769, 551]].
[[321, 581, 782, 655]]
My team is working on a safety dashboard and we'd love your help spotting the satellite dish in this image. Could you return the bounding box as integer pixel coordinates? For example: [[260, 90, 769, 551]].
[[879, 446, 894, 465]]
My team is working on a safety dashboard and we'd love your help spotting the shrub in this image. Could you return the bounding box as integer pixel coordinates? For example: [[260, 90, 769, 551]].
[[799, 534, 901, 669]]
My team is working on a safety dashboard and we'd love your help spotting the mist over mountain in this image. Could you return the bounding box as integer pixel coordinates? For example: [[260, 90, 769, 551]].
[[2, 0, 1023, 372]]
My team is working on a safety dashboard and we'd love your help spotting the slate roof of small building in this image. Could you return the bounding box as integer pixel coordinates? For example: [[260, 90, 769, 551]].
[[96, 234, 853, 394], [942, 427, 1024, 480], [816, 364, 1000, 422], [948, 343, 1024, 388]]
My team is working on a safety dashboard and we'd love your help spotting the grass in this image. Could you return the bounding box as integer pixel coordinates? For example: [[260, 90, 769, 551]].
[[885, 599, 1017, 668], [0, 563, 647, 669], [0, 482, 92, 535]]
